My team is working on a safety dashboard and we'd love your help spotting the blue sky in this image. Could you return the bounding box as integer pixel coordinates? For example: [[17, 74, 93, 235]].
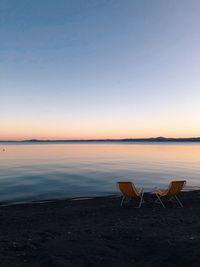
[[1, 0, 200, 139]]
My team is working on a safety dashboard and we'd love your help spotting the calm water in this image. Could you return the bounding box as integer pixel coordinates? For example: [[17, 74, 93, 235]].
[[0, 142, 200, 204]]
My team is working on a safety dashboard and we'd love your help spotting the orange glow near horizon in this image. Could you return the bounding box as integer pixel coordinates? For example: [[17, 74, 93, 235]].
[[1, 110, 200, 140], [1, 128, 200, 141]]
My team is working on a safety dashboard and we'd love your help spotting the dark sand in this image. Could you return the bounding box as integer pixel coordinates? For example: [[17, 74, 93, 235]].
[[0, 191, 200, 267]]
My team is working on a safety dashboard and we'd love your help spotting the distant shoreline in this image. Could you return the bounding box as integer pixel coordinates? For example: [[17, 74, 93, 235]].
[[1, 137, 200, 143]]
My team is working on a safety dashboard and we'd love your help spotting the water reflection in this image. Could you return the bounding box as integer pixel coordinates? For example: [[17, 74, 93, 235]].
[[0, 143, 200, 203]]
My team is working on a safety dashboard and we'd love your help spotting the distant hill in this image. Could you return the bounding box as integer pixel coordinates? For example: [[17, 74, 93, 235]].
[[1, 137, 200, 143]]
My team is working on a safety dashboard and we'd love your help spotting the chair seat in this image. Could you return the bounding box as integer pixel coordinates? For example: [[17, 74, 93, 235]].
[[156, 189, 168, 196]]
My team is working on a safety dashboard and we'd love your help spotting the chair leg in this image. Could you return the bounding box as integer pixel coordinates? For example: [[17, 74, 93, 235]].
[[155, 193, 165, 208], [120, 196, 125, 207], [121, 196, 134, 207], [136, 190, 144, 208], [174, 195, 183, 207], [168, 196, 177, 203]]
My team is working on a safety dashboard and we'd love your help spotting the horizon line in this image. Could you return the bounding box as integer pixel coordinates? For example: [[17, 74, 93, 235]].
[[1, 136, 200, 142]]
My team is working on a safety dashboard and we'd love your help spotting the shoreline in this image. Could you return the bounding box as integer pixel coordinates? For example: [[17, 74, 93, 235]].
[[0, 185, 198, 206], [0, 187, 198, 207], [0, 194, 119, 207], [0, 190, 200, 266]]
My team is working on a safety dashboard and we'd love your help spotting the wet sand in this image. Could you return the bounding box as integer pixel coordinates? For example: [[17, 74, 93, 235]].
[[0, 191, 200, 267]]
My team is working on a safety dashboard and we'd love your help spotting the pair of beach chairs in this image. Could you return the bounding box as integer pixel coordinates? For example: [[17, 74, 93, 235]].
[[117, 180, 186, 208]]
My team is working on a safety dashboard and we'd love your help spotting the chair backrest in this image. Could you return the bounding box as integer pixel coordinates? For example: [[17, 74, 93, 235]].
[[117, 182, 139, 197], [167, 180, 186, 196]]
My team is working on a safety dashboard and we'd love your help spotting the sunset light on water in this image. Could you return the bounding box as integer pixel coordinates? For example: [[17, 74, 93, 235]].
[[0, 142, 200, 203]]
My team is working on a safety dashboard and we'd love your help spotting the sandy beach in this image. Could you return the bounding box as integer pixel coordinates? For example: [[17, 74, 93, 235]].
[[0, 190, 200, 267]]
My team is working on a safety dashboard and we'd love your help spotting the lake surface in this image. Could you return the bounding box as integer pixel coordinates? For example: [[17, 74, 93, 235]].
[[0, 142, 200, 204]]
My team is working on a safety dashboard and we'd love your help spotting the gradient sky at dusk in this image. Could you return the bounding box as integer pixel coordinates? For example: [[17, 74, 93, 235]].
[[1, 0, 200, 140]]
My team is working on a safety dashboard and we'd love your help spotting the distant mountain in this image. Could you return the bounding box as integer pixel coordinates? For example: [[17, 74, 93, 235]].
[[1, 137, 200, 143], [122, 137, 200, 142]]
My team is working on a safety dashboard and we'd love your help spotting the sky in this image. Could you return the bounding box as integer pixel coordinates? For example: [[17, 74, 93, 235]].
[[0, 0, 200, 140]]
